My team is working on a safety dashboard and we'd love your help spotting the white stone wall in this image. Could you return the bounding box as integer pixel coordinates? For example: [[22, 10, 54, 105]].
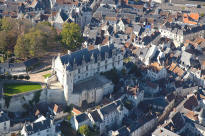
[[21, 124, 56, 136], [147, 68, 167, 81], [3, 89, 47, 112], [130, 118, 158, 136], [0, 120, 10, 135], [159, 28, 183, 43]]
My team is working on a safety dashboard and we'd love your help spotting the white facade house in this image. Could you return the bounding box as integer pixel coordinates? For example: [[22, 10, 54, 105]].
[[73, 113, 91, 130], [51, 45, 123, 106], [72, 99, 129, 135], [144, 45, 157, 65], [147, 62, 167, 81], [0, 111, 10, 135], [21, 116, 56, 136]]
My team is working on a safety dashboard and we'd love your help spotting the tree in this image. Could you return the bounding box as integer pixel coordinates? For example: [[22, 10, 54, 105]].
[[79, 125, 90, 136], [0, 17, 16, 31], [14, 30, 47, 59], [0, 31, 8, 52], [61, 22, 83, 51], [14, 36, 29, 59]]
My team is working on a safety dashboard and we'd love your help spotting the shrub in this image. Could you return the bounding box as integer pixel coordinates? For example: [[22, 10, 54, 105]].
[[12, 75, 18, 80], [18, 75, 24, 79], [25, 75, 30, 80], [6, 75, 12, 80]]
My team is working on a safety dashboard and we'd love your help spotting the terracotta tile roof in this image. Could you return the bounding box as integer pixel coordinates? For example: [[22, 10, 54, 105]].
[[190, 13, 199, 21], [200, 93, 205, 100], [183, 13, 199, 25], [173, 66, 184, 77], [169, 63, 177, 71], [150, 62, 164, 72], [125, 42, 131, 48], [53, 104, 63, 113], [101, 36, 109, 45], [72, 108, 82, 115], [185, 110, 198, 121], [105, 16, 117, 21]]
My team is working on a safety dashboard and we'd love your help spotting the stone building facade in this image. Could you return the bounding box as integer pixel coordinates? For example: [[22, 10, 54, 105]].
[[52, 45, 123, 106]]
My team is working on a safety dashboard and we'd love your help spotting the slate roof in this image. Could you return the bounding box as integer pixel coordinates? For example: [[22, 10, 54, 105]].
[[73, 75, 111, 94], [171, 112, 185, 131], [116, 126, 130, 136], [183, 95, 198, 110], [60, 44, 120, 71], [100, 99, 121, 116], [0, 111, 9, 123], [90, 110, 102, 123], [75, 113, 89, 123], [25, 119, 51, 135]]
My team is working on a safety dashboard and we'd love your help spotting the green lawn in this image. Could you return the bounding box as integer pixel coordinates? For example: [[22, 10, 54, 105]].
[[3, 83, 42, 96], [43, 73, 51, 79]]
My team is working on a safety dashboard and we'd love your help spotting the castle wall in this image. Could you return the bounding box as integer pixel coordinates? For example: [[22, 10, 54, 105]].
[[2, 88, 66, 112]]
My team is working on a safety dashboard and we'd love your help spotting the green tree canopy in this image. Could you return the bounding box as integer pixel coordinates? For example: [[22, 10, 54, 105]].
[[14, 30, 47, 59], [0, 17, 16, 31], [79, 125, 90, 136], [61, 22, 83, 51]]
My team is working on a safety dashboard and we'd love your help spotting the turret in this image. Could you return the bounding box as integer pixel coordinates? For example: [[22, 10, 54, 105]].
[[63, 71, 73, 104]]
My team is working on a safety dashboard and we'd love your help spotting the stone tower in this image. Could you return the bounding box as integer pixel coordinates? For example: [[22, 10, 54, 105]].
[[64, 70, 73, 104]]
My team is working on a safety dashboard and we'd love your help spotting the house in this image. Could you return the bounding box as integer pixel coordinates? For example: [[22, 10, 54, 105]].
[[0, 62, 27, 75], [144, 45, 158, 65], [143, 98, 168, 111], [0, 111, 10, 135], [180, 51, 192, 67], [170, 112, 185, 133], [147, 62, 167, 81], [114, 19, 125, 33], [143, 80, 159, 95], [21, 116, 56, 136], [73, 113, 91, 130], [111, 126, 130, 136], [152, 127, 180, 136], [125, 86, 144, 106], [183, 13, 199, 25], [183, 95, 198, 111], [72, 99, 129, 135]]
